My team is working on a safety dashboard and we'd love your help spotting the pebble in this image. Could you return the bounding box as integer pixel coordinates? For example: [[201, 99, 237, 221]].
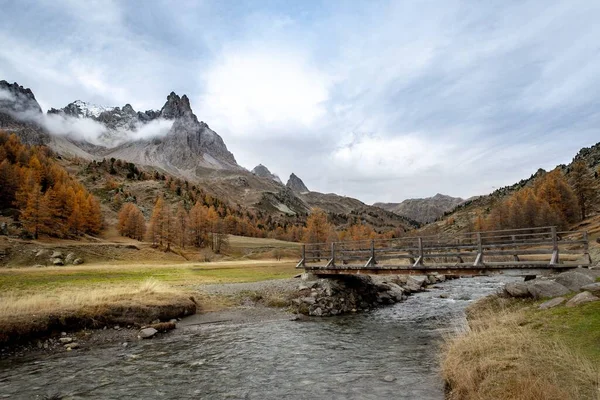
[[382, 375, 396, 382], [59, 337, 73, 344]]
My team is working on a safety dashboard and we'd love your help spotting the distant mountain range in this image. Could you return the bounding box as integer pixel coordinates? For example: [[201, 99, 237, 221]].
[[374, 193, 464, 224], [0, 80, 417, 232]]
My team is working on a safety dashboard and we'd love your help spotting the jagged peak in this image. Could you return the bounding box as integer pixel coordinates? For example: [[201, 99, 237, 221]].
[[160, 92, 195, 120], [0, 80, 42, 114], [252, 164, 283, 184], [286, 173, 309, 193]]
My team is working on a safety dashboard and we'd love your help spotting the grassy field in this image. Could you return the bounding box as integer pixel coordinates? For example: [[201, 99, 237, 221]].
[[0, 259, 298, 345], [442, 295, 600, 400]]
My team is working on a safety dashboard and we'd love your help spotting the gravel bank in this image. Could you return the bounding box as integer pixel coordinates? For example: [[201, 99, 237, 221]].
[[197, 278, 300, 297]]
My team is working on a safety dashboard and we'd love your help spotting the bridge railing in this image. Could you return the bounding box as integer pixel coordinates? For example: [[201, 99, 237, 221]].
[[297, 226, 591, 270]]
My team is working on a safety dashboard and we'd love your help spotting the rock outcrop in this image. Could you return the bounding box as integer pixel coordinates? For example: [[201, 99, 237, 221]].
[[286, 173, 309, 193], [252, 164, 283, 184], [292, 273, 449, 316]]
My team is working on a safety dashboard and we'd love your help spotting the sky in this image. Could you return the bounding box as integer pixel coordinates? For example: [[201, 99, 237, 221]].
[[1, 0, 600, 204]]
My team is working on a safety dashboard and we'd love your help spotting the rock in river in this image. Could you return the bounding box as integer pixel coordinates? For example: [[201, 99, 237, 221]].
[[139, 328, 158, 339]]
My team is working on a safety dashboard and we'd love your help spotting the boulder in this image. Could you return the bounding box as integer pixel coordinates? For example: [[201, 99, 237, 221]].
[[538, 297, 565, 310], [301, 272, 318, 281], [527, 280, 570, 299], [566, 291, 599, 307], [59, 337, 73, 344], [73, 258, 84, 265], [50, 251, 63, 259], [35, 249, 50, 259], [504, 282, 530, 298], [573, 267, 600, 280], [580, 282, 600, 296], [65, 253, 77, 264], [139, 327, 158, 339], [51, 258, 64, 266], [555, 271, 594, 291]]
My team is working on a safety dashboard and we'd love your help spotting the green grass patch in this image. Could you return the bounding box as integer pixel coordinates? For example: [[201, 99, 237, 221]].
[[524, 301, 600, 363]]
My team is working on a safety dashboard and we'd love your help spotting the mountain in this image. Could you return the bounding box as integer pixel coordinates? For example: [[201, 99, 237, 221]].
[[0, 79, 416, 233], [286, 173, 309, 193], [252, 164, 282, 184], [374, 193, 464, 224]]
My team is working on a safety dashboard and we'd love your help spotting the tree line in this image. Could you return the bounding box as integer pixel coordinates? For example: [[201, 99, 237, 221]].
[[0, 133, 102, 238], [475, 162, 598, 231]]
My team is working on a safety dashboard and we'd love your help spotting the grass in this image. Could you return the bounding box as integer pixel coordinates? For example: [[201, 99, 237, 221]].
[[0, 260, 298, 345], [442, 295, 600, 400]]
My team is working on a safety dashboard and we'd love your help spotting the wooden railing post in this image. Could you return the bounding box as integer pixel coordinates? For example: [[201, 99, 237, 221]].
[[371, 239, 375, 263], [583, 231, 592, 265], [550, 226, 559, 265], [302, 244, 306, 267], [331, 242, 336, 266]]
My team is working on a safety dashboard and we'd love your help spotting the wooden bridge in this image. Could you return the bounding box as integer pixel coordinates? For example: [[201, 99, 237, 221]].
[[297, 227, 592, 277]]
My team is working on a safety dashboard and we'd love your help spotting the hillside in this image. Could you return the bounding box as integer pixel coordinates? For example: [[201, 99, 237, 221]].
[[374, 193, 464, 224], [0, 79, 416, 236]]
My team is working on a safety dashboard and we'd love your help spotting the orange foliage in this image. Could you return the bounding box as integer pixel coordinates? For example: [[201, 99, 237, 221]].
[[0, 133, 103, 238]]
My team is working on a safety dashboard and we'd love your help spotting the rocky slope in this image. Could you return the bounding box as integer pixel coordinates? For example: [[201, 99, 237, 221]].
[[375, 193, 464, 224], [252, 164, 282, 184]]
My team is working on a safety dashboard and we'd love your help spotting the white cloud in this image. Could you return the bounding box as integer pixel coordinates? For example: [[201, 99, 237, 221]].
[[198, 46, 331, 138]]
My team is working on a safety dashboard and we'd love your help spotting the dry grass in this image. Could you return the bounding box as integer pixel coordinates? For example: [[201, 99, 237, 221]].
[[0, 278, 195, 345], [442, 296, 600, 400]]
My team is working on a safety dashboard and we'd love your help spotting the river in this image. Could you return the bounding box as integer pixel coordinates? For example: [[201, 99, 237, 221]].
[[0, 276, 514, 399]]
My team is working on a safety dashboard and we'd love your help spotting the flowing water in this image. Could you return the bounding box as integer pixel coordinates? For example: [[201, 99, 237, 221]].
[[0, 276, 514, 400]]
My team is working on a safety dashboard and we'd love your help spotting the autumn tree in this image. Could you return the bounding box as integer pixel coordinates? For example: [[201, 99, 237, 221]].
[[174, 204, 189, 249], [534, 169, 579, 226], [117, 203, 146, 240], [569, 161, 598, 219], [189, 202, 208, 248], [303, 209, 331, 244], [20, 183, 49, 239], [148, 196, 166, 246]]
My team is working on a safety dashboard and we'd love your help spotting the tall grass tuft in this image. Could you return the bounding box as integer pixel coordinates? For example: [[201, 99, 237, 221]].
[[441, 295, 600, 400]]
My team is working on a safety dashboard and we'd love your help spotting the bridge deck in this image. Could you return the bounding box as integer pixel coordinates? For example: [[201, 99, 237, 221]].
[[297, 226, 591, 276]]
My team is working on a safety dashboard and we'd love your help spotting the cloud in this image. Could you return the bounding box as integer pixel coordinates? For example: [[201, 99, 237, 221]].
[[2, 1, 600, 205], [0, 86, 173, 146]]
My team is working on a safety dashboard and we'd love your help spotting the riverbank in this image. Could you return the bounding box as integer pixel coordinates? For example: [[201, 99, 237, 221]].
[[442, 293, 600, 400], [0, 260, 298, 352]]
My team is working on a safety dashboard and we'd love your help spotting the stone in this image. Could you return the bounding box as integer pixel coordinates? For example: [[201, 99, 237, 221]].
[[311, 307, 323, 317], [301, 272, 318, 281], [504, 282, 530, 298], [573, 267, 600, 280], [35, 249, 50, 258], [59, 337, 73, 344], [73, 258, 84, 265], [382, 375, 396, 382], [51, 258, 64, 266], [538, 297, 565, 310], [50, 251, 63, 259], [440, 293, 449, 299], [527, 280, 571, 299], [139, 327, 158, 339], [580, 282, 600, 295], [298, 284, 309, 290], [566, 291, 599, 307], [65, 342, 79, 349], [300, 297, 316, 305], [555, 271, 594, 292], [408, 276, 427, 287], [65, 253, 76, 264]]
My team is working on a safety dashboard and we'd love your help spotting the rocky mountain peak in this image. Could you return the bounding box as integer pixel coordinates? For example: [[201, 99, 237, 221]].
[[252, 164, 283, 184], [0, 80, 42, 114], [160, 92, 194, 120], [286, 173, 309, 193]]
